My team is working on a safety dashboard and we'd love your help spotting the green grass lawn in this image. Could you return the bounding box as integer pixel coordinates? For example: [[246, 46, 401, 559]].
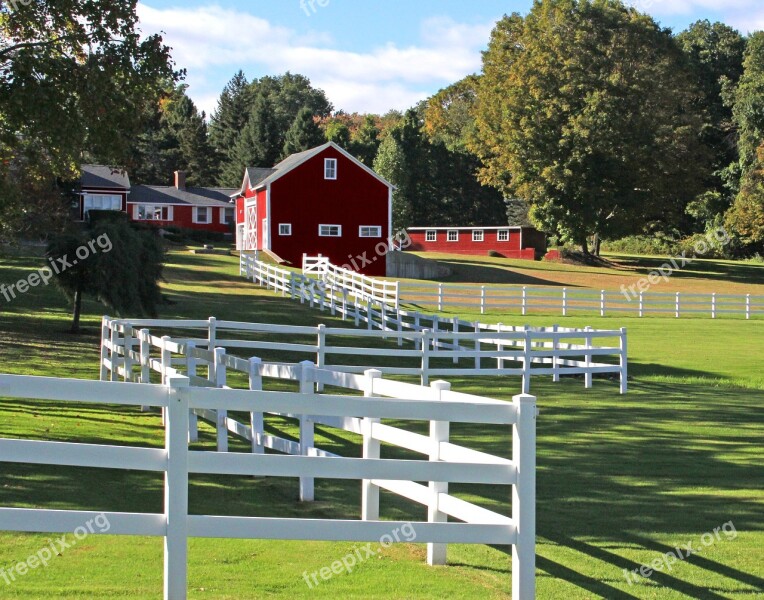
[[0, 249, 762, 599]]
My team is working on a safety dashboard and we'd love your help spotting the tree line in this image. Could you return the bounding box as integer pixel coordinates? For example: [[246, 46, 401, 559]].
[[3, 0, 764, 259]]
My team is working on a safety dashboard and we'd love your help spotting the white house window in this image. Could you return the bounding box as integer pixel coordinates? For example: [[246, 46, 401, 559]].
[[83, 194, 121, 217], [359, 226, 382, 238], [472, 230, 484, 242], [136, 205, 172, 221], [425, 230, 437, 242], [319, 224, 342, 237], [220, 207, 235, 225], [324, 158, 338, 180], [193, 207, 211, 224], [498, 230, 510, 242], [447, 230, 459, 242], [279, 223, 292, 236]]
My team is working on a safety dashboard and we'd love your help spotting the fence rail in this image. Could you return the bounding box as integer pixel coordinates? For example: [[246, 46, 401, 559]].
[[400, 282, 764, 319], [303, 254, 400, 309], [18, 343, 538, 597], [238, 256, 627, 393]]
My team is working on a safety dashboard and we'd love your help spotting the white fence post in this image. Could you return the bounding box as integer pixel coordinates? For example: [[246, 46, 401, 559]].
[[124, 327, 134, 383], [522, 287, 527, 316], [100, 316, 110, 381], [712, 293, 716, 319], [480, 286, 486, 315], [512, 393, 537, 600], [421, 329, 432, 386], [139, 328, 151, 412], [299, 361, 315, 502], [186, 342, 198, 443], [522, 329, 531, 394], [110, 324, 121, 383], [367, 299, 373, 331], [395, 281, 401, 311], [600, 290, 605, 317], [165, 375, 190, 600], [248, 357, 264, 455], [161, 336, 172, 427], [214, 347, 228, 452], [562, 289, 567, 317], [746, 294, 751, 320], [438, 283, 443, 312], [474, 321, 481, 370], [639, 291, 644, 318], [452, 318, 460, 364], [619, 328, 628, 395], [361, 369, 382, 521], [316, 324, 326, 392], [675, 292, 680, 318], [427, 380, 451, 566], [552, 324, 560, 383], [207, 317, 217, 352], [584, 326, 593, 389]]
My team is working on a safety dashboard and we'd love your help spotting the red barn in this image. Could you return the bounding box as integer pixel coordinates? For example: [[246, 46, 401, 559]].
[[406, 226, 547, 260], [77, 166, 237, 235], [234, 142, 393, 276]]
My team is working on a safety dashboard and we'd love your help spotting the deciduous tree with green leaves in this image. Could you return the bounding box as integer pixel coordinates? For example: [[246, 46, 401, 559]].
[[0, 0, 180, 237], [471, 0, 710, 254]]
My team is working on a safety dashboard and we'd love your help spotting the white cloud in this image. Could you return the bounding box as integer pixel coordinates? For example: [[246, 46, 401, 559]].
[[136, 3, 491, 116], [631, 0, 759, 16]]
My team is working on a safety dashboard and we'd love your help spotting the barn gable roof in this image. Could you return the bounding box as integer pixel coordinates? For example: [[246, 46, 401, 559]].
[[233, 142, 393, 197]]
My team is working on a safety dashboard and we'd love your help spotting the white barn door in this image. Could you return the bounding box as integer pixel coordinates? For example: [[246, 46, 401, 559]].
[[245, 200, 258, 251]]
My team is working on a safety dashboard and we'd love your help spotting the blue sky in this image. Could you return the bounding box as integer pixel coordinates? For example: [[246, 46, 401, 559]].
[[136, 0, 764, 117]]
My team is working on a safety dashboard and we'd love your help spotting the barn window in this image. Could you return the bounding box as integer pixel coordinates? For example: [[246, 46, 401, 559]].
[[472, 230, 484, 242], [426, 230, 437, 242], [193, 207, 211, 224], [319, 224, 342, 237], [279, 223, 292, 236], [497, 230, 510, 242], [447, 230, 459, 242], [324, 158, 338, 180], [359, 226, 382, 238], [220, 207, 235, 225]]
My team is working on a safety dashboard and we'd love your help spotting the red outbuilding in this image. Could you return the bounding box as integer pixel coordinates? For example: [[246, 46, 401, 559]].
[[406, 226, 547, 260], [234, 142, 393, 276]]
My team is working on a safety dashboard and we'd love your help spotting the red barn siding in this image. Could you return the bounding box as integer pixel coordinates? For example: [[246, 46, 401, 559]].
[[268, 148, 389, 276]]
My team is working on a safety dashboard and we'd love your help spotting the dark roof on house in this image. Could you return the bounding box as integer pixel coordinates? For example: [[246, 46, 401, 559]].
[[130, 185, 238, 207], [81, 165, 130, 189]]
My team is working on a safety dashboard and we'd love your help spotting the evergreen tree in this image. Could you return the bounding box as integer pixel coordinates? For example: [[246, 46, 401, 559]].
[[282, 107, 326, 157], [350, 115, 381, 166], [209, 71, 254, 186], [222, 94, 282, 184], [47, 213, 164, 333]]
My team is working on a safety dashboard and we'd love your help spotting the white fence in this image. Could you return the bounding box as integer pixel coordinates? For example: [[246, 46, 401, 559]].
[[239, 256, 627, 393], [303, 254, 400, 309], [6, 337, 540, 596], [102, 314, 626, 395], [400, 282, 764, 319]]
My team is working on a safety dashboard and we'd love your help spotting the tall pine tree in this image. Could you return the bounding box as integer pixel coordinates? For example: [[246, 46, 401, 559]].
[[209, 71, 254, 186], [282, 107, 326, 158]]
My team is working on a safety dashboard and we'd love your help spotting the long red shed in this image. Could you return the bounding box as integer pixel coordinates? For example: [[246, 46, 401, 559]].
[[234, 142, 393, 276], [406, 226, 547, 260]]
